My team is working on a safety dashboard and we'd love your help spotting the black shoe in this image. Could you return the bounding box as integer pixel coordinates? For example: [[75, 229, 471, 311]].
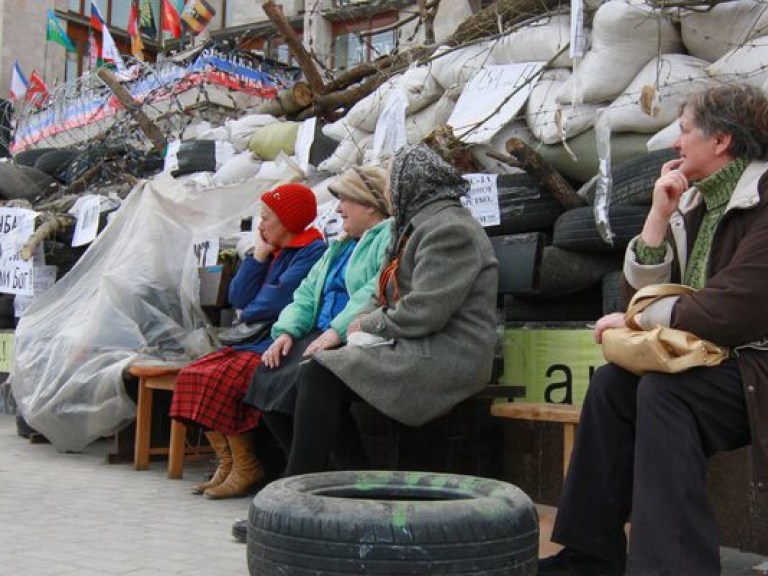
[[232, 518, 247, 544], [538, 548, 625, 576]]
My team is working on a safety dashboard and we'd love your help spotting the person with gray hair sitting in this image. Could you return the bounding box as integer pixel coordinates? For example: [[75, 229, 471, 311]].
[[539, 83, 768, 576]]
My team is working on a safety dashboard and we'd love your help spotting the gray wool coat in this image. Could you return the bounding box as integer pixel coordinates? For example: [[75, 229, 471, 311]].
[[313, 198, 499, 426]]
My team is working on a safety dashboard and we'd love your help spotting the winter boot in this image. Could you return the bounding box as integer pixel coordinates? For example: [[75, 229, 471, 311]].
[[191, 431, 232, 495], [204, 433, 265, 499]]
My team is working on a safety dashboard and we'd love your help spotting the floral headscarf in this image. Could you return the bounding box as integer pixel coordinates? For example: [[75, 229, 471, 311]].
[[388, 144, 469, 256]]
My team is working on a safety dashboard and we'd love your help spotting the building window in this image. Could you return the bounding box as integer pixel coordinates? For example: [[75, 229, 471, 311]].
[[333, 23, 395, 71]]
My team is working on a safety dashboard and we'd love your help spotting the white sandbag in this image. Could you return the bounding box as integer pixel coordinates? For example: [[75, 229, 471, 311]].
[[680, 0, 768, 63], [488, 14, 581, 69], [433, 0, 474, 44], [602, 54, 714, 134], [707, 34, 768, 87], [226, 113, 279, 152], [429, 43, 496, 93], [322, 117, 356, 142], [194, 125, 231, 141], [181, 120, 213, 140], [344, 79, 398, 132], [212, 151, 262, 186], [317, 132, 374, 174], [647, 120, 680, 151], [527, 69, 600, 144], [309, 175, 337, 207], [557, 0, 682, 105], [405, 95, 456, 144], [399, 65, 445, 115]]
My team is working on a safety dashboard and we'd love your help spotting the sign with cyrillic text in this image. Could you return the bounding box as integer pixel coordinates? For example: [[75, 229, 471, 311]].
[[461, 173, 500, 227], [0, 208, 37, 296]]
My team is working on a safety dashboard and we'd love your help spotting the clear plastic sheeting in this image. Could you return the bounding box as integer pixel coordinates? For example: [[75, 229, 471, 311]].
[[593, 113, 614, 246], [10, 167, 297, 452]]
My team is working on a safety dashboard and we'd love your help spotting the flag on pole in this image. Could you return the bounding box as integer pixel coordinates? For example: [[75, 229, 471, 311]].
[[10, 61, 28, 101], [128, 1, 145, 57], [139, 0, 157, 38], [161, 0, 182, 38], [25, 71, 49, 108], [88, 31, 98, 70], [90, 0, 106, 32], [90, 1, 127, 72], [182, 0, 216, 36], [46, 9, 76, 52]]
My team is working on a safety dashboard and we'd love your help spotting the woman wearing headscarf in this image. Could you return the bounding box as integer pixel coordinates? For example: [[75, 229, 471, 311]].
[[243, 166, 392, 462], [276, 144, 499, 477], [169, 183, 325, 499]]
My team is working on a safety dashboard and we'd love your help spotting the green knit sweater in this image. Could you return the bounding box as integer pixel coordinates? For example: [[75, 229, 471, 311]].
[[635, 158, 748, 288]]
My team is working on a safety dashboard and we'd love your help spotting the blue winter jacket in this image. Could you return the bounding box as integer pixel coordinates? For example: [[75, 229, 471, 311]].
[[228, 230, 326, 353]]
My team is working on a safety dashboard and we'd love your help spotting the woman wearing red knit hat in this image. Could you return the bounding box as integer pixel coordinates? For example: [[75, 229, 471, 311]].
[[170, 183, 325, 500]]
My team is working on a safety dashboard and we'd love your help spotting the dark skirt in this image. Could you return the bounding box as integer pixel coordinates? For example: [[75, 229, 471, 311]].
[[242, 329, 322, 415], [169, 347, 262, 435]]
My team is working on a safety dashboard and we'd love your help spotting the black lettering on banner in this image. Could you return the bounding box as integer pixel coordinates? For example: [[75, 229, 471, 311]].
[[544, 363, 573, 404]]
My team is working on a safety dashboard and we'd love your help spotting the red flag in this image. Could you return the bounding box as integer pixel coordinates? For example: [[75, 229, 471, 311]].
[[25, 71, 49, 107], [161, 0, 181, 38], [128, 0, 145, 56]]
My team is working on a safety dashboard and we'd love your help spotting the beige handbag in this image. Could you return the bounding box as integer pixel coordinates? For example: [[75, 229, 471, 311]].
[[601, 284, 729, 375]]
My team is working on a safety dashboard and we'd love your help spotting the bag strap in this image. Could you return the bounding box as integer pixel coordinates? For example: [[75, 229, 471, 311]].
[[625, 284, 694, 330]]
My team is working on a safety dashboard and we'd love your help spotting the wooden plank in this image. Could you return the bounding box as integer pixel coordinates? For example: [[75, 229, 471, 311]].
[[491, 402, 581, 424]]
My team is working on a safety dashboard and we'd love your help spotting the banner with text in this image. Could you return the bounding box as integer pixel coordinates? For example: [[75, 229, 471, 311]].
[[0, 208, 37, 296]]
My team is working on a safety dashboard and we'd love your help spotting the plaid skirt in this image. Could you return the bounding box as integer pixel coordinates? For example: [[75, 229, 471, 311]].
[[169, 347, 262, 435]]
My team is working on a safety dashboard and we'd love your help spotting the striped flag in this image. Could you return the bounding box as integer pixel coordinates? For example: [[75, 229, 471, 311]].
[[46, 9, 76, 52], [139, 0, 157, 38], [10, 61, 28, 101], [161, 0, 182, 38], [182, 0, 216, 36], [90, 1, 127, 72]]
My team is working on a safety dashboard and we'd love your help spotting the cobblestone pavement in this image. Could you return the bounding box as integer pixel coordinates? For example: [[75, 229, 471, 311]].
[[0, 414, 766, 576]]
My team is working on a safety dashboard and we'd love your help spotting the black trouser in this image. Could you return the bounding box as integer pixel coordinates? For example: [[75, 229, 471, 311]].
[[262, 360, 369, 476], [552, 360, 750, 576]]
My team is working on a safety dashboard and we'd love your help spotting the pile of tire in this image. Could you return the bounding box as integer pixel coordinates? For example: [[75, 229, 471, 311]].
[[247, 470, 538, 575], [495, 149, 676, 323]]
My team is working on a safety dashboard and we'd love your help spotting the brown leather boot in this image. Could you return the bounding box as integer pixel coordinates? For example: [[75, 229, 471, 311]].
[[191, 431, 232, 495], [204, 433, 264, 499]]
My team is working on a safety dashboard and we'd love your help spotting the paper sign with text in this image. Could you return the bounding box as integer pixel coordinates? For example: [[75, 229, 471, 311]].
[[14, 264, 57, 317], [69, 195, 101, 247], [0, 207, 37, 296], [448, 62, 545, 144], [0, 330, 14, 372], [193, 237, 220, 268], [461, 174, 501, 227]]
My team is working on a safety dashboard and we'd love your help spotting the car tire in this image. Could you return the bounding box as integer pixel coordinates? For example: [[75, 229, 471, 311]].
[[247, 470, 538, 575]]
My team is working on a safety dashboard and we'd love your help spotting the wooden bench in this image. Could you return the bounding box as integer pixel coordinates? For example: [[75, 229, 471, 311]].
[[491, 402, 581, 477], [129, 364, 212, 479]]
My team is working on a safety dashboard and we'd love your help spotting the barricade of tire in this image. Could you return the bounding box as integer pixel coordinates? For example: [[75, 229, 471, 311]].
[[247, 470, 538, 575], [490, 150, 671, 322]]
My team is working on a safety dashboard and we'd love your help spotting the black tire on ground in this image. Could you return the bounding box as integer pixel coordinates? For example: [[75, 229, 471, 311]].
[[0, 163, 56, 202], [552, 205, 650, 253], [583, 148, 678, 206], [16, 414, 36, 438], [602, 270, 625, 315], [484, 173, 565, 236], [13, 147, 59, 168], [536, 246, 622, 297], [248, 470, 538, 576]]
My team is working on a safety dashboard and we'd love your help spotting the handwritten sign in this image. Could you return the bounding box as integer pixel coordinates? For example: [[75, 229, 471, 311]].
[[448, 62, 545, 144], [461, 174, 501, 227], [0, 207, 36, 296], [14, 264, 57, 317], [193, 237, 220, 268], [69, 195, 101, 247]]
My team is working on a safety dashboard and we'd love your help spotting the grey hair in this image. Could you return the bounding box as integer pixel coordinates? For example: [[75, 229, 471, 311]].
[[682, 84, 768, 161]]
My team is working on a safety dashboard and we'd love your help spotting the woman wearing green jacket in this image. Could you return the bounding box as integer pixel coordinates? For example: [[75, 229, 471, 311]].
[[242, 166, 391, 459]]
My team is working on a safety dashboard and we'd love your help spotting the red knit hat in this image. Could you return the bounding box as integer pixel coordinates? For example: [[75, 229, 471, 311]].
[[261, 183, 317, 233]]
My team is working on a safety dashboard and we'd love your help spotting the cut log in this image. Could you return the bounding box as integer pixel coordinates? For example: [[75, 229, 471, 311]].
[[500, 138, 586, 209], [254, 82, 313, 117]]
